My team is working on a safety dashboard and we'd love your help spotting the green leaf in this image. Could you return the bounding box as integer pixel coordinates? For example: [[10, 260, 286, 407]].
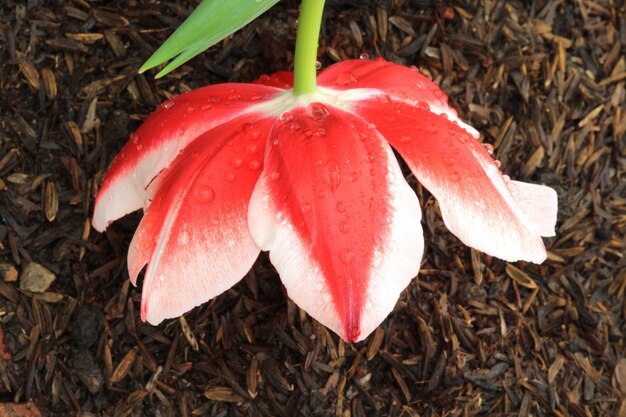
[[140, 0, 280, 78]]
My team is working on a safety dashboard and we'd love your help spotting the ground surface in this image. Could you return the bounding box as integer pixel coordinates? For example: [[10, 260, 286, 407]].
[[0, 0, 625, 416]]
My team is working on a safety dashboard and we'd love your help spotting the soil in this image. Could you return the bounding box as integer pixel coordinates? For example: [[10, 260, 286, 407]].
[[0, 0, 625, 416]]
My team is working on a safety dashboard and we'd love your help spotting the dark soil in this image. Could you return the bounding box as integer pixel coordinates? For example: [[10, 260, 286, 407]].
[[1, 0, 625, 416]]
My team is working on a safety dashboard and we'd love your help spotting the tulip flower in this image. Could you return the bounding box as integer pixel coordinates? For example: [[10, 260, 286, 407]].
[[93, 0, 557, 342]]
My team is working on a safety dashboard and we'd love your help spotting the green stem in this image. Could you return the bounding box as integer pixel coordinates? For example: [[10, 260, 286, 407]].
[[293, 0, 325, 95]]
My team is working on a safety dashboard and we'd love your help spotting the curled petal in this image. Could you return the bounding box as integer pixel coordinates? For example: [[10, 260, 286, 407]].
[[317, 58, 478, 137], [129, 115, 273, 324], [352, 100, 555, 263], [93, 84, 283, 231], [248, 104, 423, 342]]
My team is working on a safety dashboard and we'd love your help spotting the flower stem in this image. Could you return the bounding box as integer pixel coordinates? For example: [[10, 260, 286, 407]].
[[293, 0, 325, 96]]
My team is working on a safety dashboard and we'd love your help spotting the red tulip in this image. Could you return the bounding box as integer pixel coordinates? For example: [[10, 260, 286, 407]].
[[93, 58, 557, 342]]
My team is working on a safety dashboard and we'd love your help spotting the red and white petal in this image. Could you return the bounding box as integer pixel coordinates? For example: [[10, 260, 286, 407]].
[[93, 83, 284, 231], [352, 100, 554, 263], [248, 104, 423, 342], [317, 59, 478, 137], [128, 115, 274, 324]]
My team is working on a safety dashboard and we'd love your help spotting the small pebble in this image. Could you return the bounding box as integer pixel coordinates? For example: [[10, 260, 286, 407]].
[[19, 263, 56, 293]]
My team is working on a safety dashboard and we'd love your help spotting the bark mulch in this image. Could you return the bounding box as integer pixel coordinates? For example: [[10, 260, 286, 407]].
[[0, 0, 625, 416]]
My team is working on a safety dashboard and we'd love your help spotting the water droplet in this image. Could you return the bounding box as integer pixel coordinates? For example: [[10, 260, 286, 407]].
[[161, 100, 174, 109], [409, 65, 419, 72], [304, 129, 313, 138], [502, 174, 510, 182], [325, 160, 341, 192], [211, 218, 220, 226], [270, 172, 281, 180], [246, 143, 259, 154], [315, 60, 322, 70], [290, 123, 301, 131], [315, 128, 326, 137], [245, 124, 260, 139], [426, 125, 439, 134], [301, 203, 312, 214], [259, 74, 270, 82], [367, 123, 376, 130], [359, 52, 370, 60], [336, 201, 346, 212], [484, 143, 495, 155], [228, 93, 241, 101], [367, 153, 376, 163], [200, 104, 213, 111], [248, 160, 261, 170], [194, 185, 215, 203], [339, 221, 350, 233], [349, 171, 359, 182], [308, 102, 330, 119], [415, 101, 430, 111], [226, 173, 236, 182], [280, 112, 294, 123], [336, 71, 358, 85], [177, 231, 189, 245], [495, 160, 502, 168], [399, 135, 411, 143], [230, 157, 244, 169], [339, 249, 355, 263]]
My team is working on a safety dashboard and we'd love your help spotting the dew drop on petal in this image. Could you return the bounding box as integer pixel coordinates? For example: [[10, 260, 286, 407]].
[[339, 249, 355, 263], [336, 201, 346, 213], [336, 71, 358, 85], [270, 172, 281, 180], [326, 160, 341, 192], [339, 221, 350, 233], [226, 173, 236, 182], [280, 112, 294, 123], [246, 143, 259, 154], [194, 185, 215, 203], [315, 60, 322, 70], [230, 157, 244, 169], [359, 52, 370, 60], [246, 124, 261, 140], [177, 230, 189, 245], [301, 202, 312, 214], [495, 160, 502, 168], [426, 125, 439, 134], [399, 135, 411, 143], [308, 103, 330, 119], [367, 123, 376, 130], [484, 143, 495, 155], [304, 129, 313, 138], [248, 160, 261, 170], [415, 101, 430, 111], [315, 128, 327, 137]]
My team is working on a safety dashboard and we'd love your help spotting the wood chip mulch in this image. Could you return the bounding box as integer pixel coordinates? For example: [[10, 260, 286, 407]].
[[0, 0, 625, 416]]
